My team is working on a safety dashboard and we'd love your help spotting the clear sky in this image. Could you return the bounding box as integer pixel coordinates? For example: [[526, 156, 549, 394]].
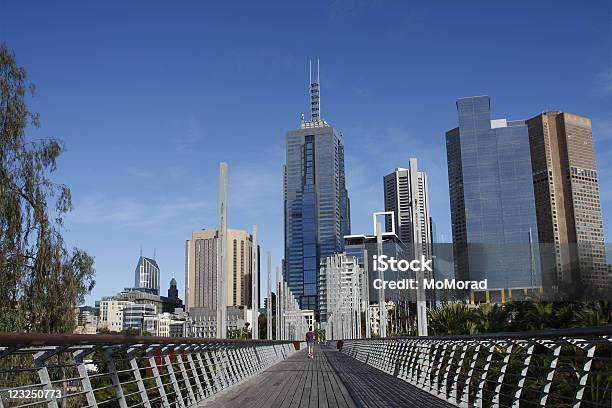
[[2, 1, 610, 306]]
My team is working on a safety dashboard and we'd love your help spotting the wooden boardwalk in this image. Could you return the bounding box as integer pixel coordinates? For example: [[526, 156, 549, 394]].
[[200, 346, 455, 408]]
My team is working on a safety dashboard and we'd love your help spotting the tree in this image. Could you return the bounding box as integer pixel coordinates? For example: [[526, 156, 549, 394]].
[[258, 313, 267, 339], [523, 302, 555, 330], [244, 322, 251, 339], [573, 302, 611, 327], [471, 303, 508, 333], [427, 302, 477, 335], [0, 45, 95, 334]]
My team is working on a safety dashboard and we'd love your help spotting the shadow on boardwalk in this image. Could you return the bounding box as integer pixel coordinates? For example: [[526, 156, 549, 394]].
[[200, 346, 455, 407]]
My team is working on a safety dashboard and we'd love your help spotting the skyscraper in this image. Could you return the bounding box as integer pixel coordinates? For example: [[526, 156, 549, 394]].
[[446, 96, 542, 291], [134, 256, 160, 294], [526, 112, 608, 290], [284, 61, 350, 315], [184, 229, 257, 312], [383, 158, 433, 260]]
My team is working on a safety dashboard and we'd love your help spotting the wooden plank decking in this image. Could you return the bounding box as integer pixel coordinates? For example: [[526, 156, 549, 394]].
[[200, 346, 455, 408]]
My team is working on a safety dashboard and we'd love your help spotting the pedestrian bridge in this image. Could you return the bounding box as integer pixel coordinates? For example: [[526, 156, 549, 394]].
[[201, 346, 452, 408], [0, 327, 610, 407]]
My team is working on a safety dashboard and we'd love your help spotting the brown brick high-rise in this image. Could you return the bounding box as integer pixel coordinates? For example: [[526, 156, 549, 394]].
[[526, 112, 607, 291]]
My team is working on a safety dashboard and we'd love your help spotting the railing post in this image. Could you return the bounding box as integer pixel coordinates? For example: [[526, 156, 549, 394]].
[[434, 342, 451, 397], [33, 351, 59, 408], [164, 346, 186, 408], [218, 348, 234, 385], [441, 343, 459, 401], [223, 348, 236, 384], [253, 346, 263, 371], [242, 347, 256, 376], [147, 346, 170, 407], [230, 349, 244, 381], [492, 342, 513, 408], [73, 348, 99, 408], [404, 339, 419, 383], [450, 341, 469, 405], [392, 340, 407, 378], [418, 340, 435, 393], [571, 341, 597, 408], [175, 347, 196, 406], [538, 341, 561, 407], [185, 349, 206, 401], [511, 341, 534, 408], [195, 349, 215, 396], [204, 350, 224, 391], [460, 343, 480, 408], [103, 348, 128, 408], [475, 344, 495, 408], [126, 346, 151, 408]]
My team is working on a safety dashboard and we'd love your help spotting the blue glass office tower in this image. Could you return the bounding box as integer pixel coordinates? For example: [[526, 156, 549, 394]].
[[284, 61, 350, 315], [446, 96, 542, 290]]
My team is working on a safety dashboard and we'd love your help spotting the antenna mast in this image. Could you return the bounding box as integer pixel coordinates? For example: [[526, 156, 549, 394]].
[[310, 59, 320, 121]]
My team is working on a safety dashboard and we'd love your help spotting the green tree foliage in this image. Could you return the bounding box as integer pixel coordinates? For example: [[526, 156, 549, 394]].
[[470, 303, 508, 333], [573, 302, 611, 327], [257, 314, 277, 339], [258, 313, 267, 339], [427, 302, 477, 335], [427, 301, 611, 336], [0, 45, 95, 333]]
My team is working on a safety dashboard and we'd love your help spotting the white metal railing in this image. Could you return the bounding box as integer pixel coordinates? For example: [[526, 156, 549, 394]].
[[340, 327, 612, 408], [0, 333, 296, 407]]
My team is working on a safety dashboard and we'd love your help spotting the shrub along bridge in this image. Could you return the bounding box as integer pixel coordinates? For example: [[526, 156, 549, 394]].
[[0, 327, 610, 407]]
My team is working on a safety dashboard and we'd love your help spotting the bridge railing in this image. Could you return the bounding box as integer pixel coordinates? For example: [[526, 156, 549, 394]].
[[0, 333, 296, 408], [340, 326, 611, 408]]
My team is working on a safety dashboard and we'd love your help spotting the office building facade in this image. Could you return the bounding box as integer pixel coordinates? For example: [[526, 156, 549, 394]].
[[526, 112, 607, 290], [122, 303, 156, 332], [98, 298, 133, 332], [284, 61, 350, 314], [446, 96, 542, 290], [188, 306, 250, 338], [185, 229, 258, 312], [383, 158, 433, 260], [134, 256, 160, 294]]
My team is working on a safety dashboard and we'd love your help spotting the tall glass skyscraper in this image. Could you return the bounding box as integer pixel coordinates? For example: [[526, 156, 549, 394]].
[[284, 61, 350, 315], [446, 96, 542, 290], [134, 256, 160, 295]]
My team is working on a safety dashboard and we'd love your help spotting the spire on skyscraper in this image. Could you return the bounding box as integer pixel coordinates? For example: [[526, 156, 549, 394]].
[[309, 59, 320, 121], [302, 59, 327, 129]]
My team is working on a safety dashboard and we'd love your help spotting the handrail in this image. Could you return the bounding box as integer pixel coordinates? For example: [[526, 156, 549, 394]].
[[0, 332, 293, 347], [335, 325, 612, 342]]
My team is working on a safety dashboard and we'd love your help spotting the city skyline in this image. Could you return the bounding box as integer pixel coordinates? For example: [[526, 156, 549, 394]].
[[1, 1, 610, 306]]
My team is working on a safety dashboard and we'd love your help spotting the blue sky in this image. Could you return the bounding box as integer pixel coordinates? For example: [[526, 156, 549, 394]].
[[2, 1, 610, 305]]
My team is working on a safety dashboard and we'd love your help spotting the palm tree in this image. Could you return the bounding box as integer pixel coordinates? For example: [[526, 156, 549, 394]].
[[524, 302, 555, 330], [471, 303, 508, 333], [427, 303, 477, 335], [573, 302, 611, 327]]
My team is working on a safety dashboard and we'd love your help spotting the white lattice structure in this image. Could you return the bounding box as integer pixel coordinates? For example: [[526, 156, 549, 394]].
[[324, 253, 367, 340], [277, 278, 310, 341]]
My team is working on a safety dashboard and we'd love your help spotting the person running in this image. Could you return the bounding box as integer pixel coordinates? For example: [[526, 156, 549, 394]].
[[306, 326, 316, 358]]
